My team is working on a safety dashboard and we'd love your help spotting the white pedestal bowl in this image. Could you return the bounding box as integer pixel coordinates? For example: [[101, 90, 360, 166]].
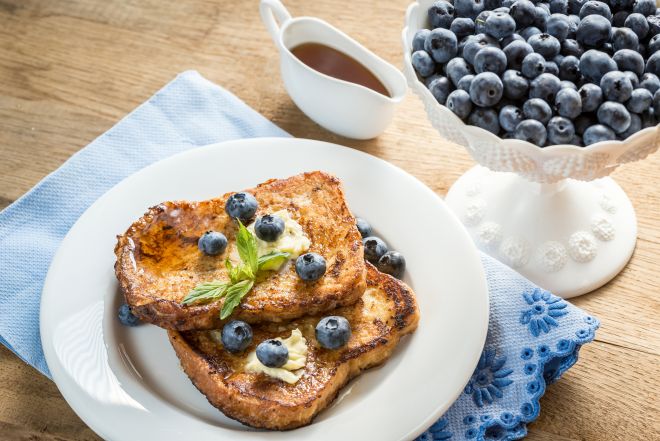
[[402, 0, 660, 298]]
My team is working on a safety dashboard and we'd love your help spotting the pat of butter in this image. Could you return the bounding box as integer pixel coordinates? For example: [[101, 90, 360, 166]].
[[247, 210, 311, 260], [245, 329, 308, 384]]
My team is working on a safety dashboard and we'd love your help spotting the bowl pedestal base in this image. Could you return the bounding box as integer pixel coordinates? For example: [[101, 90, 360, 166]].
[[446, 166, 637, 298]]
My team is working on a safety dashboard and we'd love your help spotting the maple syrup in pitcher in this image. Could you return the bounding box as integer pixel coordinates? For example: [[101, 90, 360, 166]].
[[291, 43, 391, 97]]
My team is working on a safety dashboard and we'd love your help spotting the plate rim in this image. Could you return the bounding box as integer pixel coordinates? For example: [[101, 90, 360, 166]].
[[40, 137, 489, 441]]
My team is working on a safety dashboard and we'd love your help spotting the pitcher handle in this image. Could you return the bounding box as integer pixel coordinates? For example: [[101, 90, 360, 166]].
[[259, 0, 292, 49]]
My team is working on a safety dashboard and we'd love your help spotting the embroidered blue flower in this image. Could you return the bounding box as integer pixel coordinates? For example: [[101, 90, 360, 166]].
[[418, 418, 453, 440], [464, 348, 513, 407], [520, 288, 568, 337], [428, 418, 453, 440]]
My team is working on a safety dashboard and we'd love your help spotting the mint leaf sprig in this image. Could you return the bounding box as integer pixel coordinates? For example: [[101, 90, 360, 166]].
[[181, 220, 290, 319]]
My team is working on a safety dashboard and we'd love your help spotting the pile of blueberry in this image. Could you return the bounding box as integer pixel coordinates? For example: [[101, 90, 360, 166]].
[[357, 218, 406, 278], [411, 0, 660, 146]]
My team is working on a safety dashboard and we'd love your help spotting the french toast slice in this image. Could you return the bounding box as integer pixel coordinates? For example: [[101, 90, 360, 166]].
[[115, 171, 366, 330], [167, 264, 419, 430]]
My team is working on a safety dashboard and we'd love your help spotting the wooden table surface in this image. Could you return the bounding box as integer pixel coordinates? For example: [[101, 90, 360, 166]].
[[1, 0, 659, 440]]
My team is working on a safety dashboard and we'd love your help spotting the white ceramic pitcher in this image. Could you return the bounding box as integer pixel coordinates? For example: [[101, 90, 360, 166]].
[[259, 0, 407, 139]]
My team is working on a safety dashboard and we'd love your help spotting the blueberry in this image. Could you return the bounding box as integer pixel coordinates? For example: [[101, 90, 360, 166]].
[[523, 98, 553, 124], [648, 15, 660, 37], [534, 5, 550, 31], [578, 1, 612, 20], [561, 39, 584, 57], [638, 43, 647, 58], [649, 35, 660, 54], [493, 6, 511, 13], [363, 236, 388, 264], [485, 12, 517, 39], [486, 0, 504, 9], [640, 109, 657, 128], [499, 105, 524, 131], [295, 252, 327, 281], [597, 101, 632, 133], [559, 55, 581, 82], [428, 76, 453, 105], [579, 83, 604, 112], [198, 231, 228, 256], [356, 217, 372, 238], [568, 0, 588, 14], [599, 71, 633, 104], [515, 119, 548, 145], [451, 17, 477, 40], [611, 27, 639, 52], [609, 0, 634, 11], [255, 214, 285, 242], [555, 88, 582, 118], [225, 192, 258, 222], [425, 28, 458, 64], [520, 26, 543, 40], [424, 73, 442, 87], [553, 54, 565, 66], [522, 52, 546, 78], [504, 40, 533, 70], [502, 33, 526, 47], [503, 0, 517, 7], [647, 52, 660, 77], [566, 14, 581, 38], [550, 0, 569, 14], [455, 0, 485, 19], [547, 116, 576, 144], [560, 80, 578, 90], [458, 74, 476, 92], [640, 73, 660, 93], [624, 13, 649, 39], [530, 73, 561, 101], [579, 50, 617, 83], [474, 47, 508, 74], [468, 107, 501, 134], [574, 113, 596, 135], [256, 339, 288, 368], [447, 90, 474, 118], [221, 320, 253, 353], [510, 0, 537, 27], [655, 90, 660, 115], [502, 70, 530, 100], [623, 71, 640, 89], [463, 34, 500, 65], [118, 303, 140, 327], [576, 15, 611, 47], [412, 51, 435, 78], [412, 29, 431, 52], [446, 57, 474, 87], [315, 316, 351, 349], [377, 251, 407, 279], [613, 49, 645, 78], [428, 0, 456, 28], [475, 11, 494, 34], [620, 113, 642, 139], [583, 124, 616, 144], [470, 72, 504, 107], [546, 14, 570, 41], [633, 0, 656, 16], [544, 61, 560, 76], [612, 11, 630, 27]]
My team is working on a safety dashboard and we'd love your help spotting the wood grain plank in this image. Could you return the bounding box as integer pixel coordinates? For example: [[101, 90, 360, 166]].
[[0, 0, 658, 440]]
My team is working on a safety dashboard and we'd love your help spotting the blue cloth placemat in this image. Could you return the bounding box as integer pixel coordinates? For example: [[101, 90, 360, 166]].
[[0, 71, 598, 441]]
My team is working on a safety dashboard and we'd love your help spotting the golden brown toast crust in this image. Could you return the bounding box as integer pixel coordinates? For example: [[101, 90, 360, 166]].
[[115, 172, 367, 330], [168, 264, 419, 430]]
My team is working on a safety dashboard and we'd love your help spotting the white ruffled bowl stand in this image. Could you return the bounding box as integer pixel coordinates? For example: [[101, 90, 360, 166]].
[[402, 0, 660, 298]]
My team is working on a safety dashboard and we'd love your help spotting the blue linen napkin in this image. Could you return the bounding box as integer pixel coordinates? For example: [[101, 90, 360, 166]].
[[0, 71, 598, 441]]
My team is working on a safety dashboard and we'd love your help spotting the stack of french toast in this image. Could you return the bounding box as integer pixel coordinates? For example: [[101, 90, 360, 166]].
[[114, 171, 420, 430]]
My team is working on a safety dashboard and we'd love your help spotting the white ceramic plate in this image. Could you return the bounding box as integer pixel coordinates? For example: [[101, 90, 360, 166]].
[[40, 138, 488, 441]]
